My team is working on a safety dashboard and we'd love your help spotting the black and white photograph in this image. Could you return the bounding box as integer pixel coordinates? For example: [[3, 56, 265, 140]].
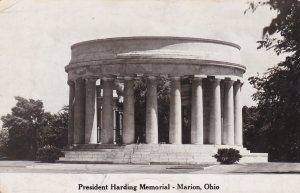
[[0, 0, 300, 192]]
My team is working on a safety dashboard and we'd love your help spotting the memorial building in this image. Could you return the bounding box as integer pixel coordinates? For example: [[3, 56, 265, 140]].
[[59, 37, 267, 164]]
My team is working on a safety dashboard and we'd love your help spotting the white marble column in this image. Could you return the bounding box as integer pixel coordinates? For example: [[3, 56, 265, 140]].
[[67, 80, 75, 145], [102, 76, 114, 144], [209, 78, 221, 145], [74, 78, 85, 144], [122, 76, 135, 144], [234, 81, 243, 145], [223, 79, 234, 145], [169, 76, 182, 144], [191, 77, 204, 144], [85, 77, 98, 144], [146, 76, 158, 144]]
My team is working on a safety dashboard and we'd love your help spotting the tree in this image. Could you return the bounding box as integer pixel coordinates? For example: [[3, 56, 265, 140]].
[[242, 106, 268, 153], [38, 106, 68, 149], [157, 76, 171, 143], [134, 78, 147, 143], [1, 97, 68, 160], [247, 0, 300, 161], [0, 128, 9, 157], [1, 96, 47, 160], [246, 0, 300, 55]]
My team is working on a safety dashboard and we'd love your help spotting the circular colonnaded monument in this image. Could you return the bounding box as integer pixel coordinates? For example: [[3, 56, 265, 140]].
[[60, 36, 267, 164]]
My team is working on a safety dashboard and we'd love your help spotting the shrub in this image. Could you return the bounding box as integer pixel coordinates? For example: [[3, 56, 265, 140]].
[[213, 148, 242, 164], [36, 145, 63, 163]]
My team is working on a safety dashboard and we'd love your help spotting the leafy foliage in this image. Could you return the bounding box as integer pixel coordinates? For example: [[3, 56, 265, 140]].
[[38, 106, 68, 149], [134, 76, 170, 143], [36, 145, 63, 163], [1, 97, 46, 160], [247, 0, 300, 55], [242, 106, 268, 153], [0, 128, 9, 157], [0, 97, 68, 160], [247, 0, 300, 161], [213, 148, 242, 164], [157, 76, 171, 143], [134, 77, 147, 143]]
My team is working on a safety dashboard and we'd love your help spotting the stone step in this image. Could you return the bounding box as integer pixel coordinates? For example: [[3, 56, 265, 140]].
[[63, 152, 259, 159], [244, 153, 268, 157], [240, 156, 268, 163], [67, 144, 250, 153], [63, 154, 115, 158], [64, 150, 250, 156], [66, 144, 127, 150], [64, 155, 119, 158], [134, 147, 249, 152], [60, 155, 262, 162], [133, 150, 250, 154], [57, 159, 114, 164], [63, 152, 251, 160], [63, 151, 130, 155], [64, 151, 114, 154], [133, 144, 247, 148], [59, 144, 267, 164], [59, 154, 267, 164]]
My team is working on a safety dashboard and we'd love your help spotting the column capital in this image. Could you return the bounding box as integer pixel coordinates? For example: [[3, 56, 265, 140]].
[[145, 75, 158, 80], [224, 78, 234, 85], [168, 75, 181, 80], [84, 76, 98, 81], [123, 75, 136, 80], [191, 75, 206, 80], [234, 80, 243, 86], [190, 77, 204, 83], [208, 76, 222, 83], [102, 75, 115, 81], [75, 77, 85, 84], [213, 75, 243, 82], [67, 79, 75, 86]]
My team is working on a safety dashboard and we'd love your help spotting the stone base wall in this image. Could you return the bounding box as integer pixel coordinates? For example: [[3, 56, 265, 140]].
[[58, 144, 268, 164]]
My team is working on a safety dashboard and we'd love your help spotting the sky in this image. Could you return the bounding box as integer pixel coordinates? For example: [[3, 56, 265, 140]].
[[0, 0, 284, 125]]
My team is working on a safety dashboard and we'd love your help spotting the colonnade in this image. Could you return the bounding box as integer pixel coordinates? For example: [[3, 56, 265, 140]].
[[67, 75, 243, 146]]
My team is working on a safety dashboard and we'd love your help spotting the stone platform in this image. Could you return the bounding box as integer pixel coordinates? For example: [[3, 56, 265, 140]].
[[58, 144, 268, 164]]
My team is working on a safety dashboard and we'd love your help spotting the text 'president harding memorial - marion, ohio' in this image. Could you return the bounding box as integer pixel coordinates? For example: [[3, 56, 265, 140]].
[[59, 36, 268, 164]]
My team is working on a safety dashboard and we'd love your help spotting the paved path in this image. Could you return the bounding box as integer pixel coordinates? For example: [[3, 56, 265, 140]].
[[1, 161, 300, 193], [1, 161, 300, 174]]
